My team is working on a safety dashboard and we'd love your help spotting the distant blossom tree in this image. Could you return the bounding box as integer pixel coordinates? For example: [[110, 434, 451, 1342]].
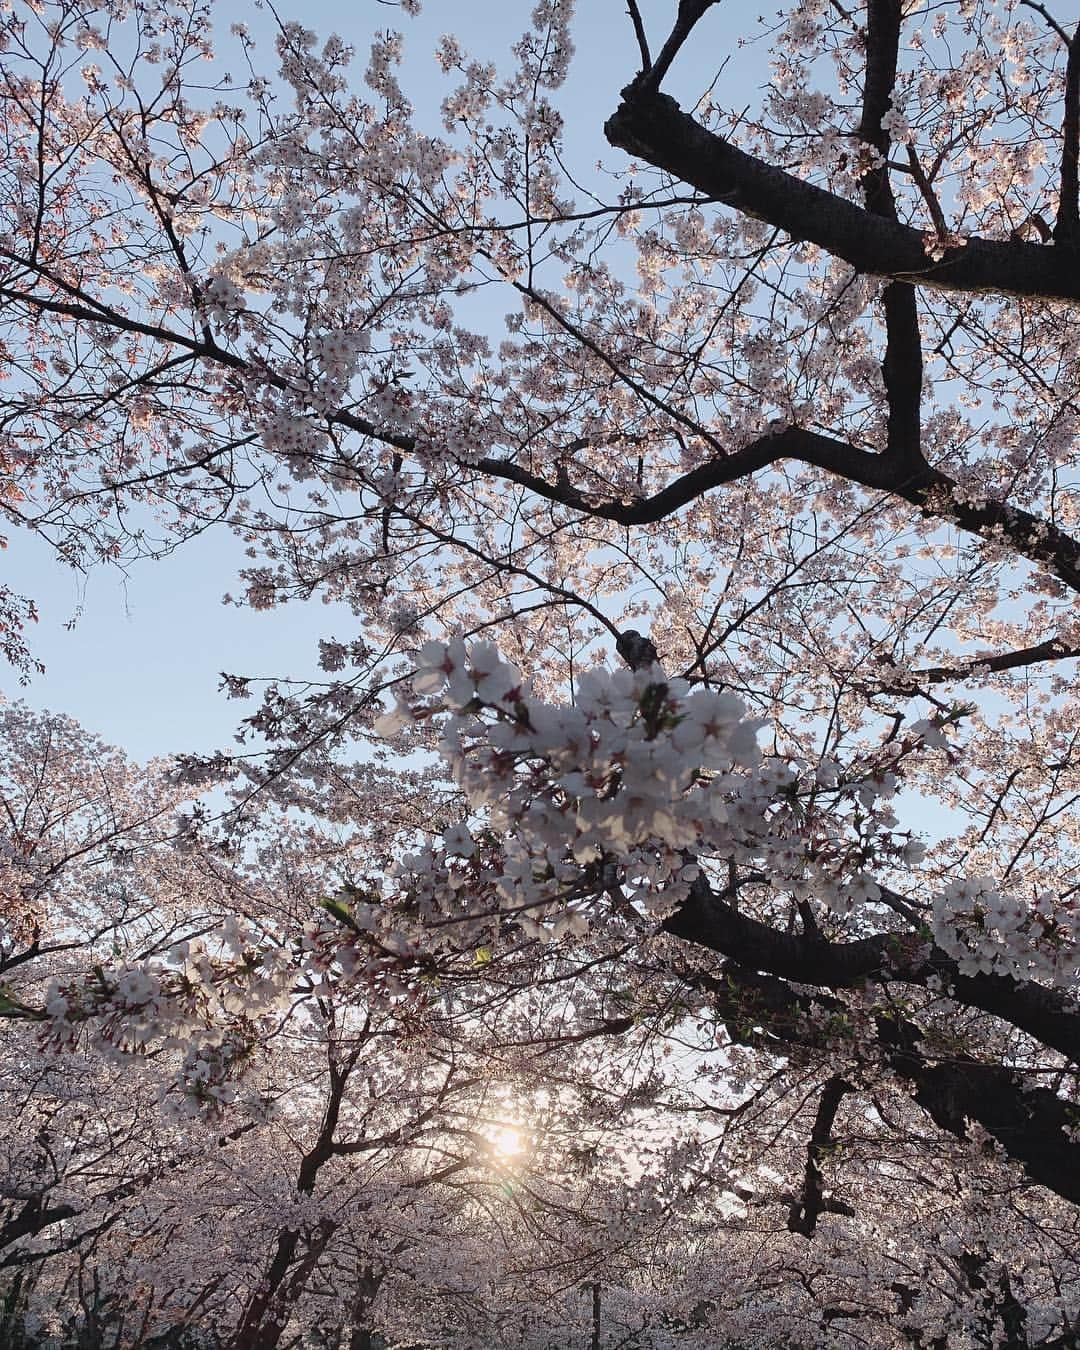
[[1, 0, 1080, 1344]]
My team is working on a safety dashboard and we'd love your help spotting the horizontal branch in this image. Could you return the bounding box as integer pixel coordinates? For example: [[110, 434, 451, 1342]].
[[664, 875, 1080, 1063], [9, 266, 1080, 595], [874, 637, 1080, 692], [0, 1199, 77, 1252], [478, 426, 1080, 594], [879, 1020, 1080, 1206], [604, 91, 1080, 302]]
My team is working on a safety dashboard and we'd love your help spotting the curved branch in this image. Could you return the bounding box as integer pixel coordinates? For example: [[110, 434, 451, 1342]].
[[787, 1075, 853, 1237], [664, 874, 1080, 1063], [604, 92, 1080, 302], [478, 425, 1080, 594]]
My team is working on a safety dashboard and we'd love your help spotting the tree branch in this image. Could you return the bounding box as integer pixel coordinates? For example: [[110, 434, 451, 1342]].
[[1057, 29, 1080, 243], [631, 1, 719, 97], [664, 873, 1080, 1063], [691, 961, 1080, 1206], [870, 636, 1080, 693], [478, 425, 1080, 595], [856, 0, 925, 468], [604, 92, 1080, 302], [787, 1076, 853, 1236], [625, 0, 651, 74]]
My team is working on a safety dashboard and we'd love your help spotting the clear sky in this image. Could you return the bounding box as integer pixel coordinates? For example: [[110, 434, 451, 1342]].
[[4, 1, 769, 761]]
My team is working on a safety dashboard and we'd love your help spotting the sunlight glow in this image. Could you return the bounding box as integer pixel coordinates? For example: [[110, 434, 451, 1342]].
[[488, 1125, 524, 1159]]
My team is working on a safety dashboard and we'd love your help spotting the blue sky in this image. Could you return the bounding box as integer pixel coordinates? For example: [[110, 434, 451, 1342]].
[[6, 1, 769, 760]]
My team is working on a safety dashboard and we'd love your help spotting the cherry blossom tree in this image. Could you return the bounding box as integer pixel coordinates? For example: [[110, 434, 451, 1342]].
[[0, 706, 724, 1348], [3, 0, 1080, 1343]]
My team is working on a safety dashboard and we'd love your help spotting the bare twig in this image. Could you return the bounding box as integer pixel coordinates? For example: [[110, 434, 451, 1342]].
[[631, 0, 719, 96], [626, 0, 651, 73]]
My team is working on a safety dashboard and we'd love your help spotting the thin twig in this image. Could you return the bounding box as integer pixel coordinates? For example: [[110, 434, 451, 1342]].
[[626, 0, 651, 72]]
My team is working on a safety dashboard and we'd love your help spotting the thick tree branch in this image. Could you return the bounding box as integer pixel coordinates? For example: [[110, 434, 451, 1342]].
[[0, 1198, 77, 1253], [1059, 31, 1080, 243], [787, 1075, 853, 1237], [692, 961, 1080, 1206], [1022, 4, 1080, 243], [604, 92, 1080, 302], [878, 1017, 1080, 1207], [664, 874, 1080, 1064], [871, 636, 1080, 691], [857, 0, 902, 217], [856, 0, 925, 467]]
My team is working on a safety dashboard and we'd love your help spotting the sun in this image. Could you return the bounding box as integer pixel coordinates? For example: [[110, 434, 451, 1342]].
[[487, 1124, 524, 1159]]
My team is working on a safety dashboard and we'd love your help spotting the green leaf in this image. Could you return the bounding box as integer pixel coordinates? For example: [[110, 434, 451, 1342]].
[[320, 895, 361, 932]]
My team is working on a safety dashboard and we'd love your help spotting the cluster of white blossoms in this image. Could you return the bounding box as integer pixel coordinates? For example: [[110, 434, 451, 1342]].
[[367, 383, 417, 435], [42, 927, 295, 1114], [200, 272, 247, 328], [256, 405, 330, 461], [374, 640, 929, 941], [932, 878, 1080, 990], [309, 328, 370, 405]]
